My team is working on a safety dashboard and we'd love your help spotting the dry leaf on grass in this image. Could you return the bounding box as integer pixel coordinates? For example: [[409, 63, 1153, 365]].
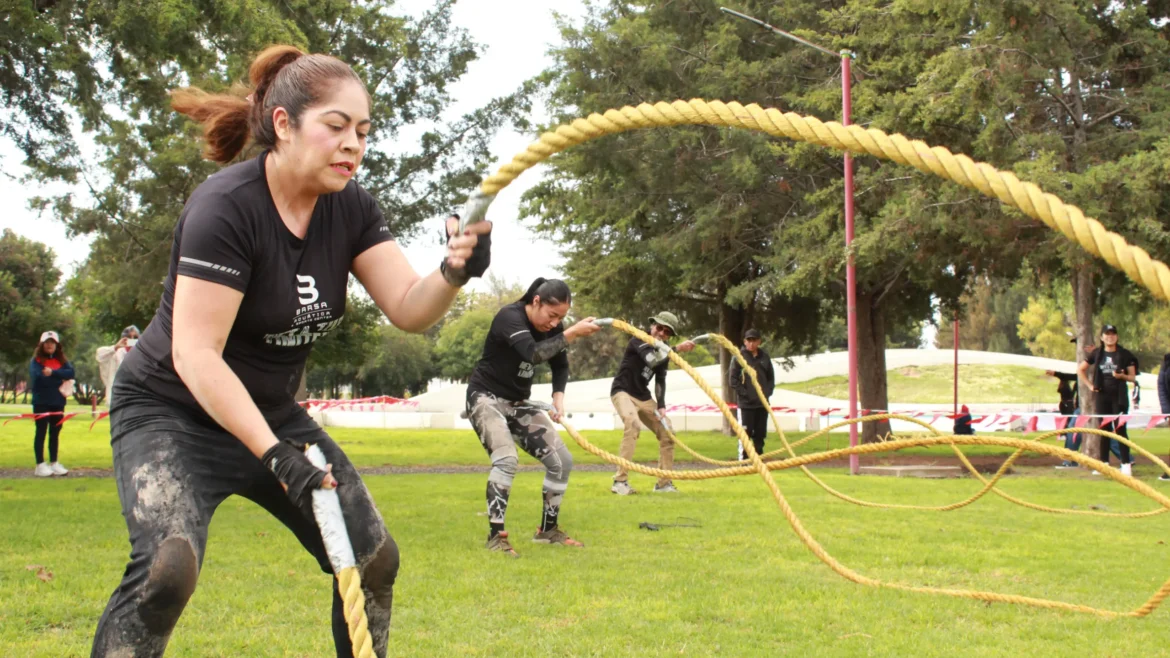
[[26, 565, 53, 582]]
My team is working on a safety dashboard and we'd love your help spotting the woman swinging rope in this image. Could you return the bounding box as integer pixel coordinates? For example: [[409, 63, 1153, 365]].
[[465, 278, 601, 556], [91, 45, 491, 658]]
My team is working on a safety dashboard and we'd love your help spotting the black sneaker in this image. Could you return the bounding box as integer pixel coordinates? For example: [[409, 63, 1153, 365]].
[[1055, 461, 1078, 469], [1159, 474, 1170, 482]]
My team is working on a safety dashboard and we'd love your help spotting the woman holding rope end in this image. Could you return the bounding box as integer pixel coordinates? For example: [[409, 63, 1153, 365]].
[[92, 45, 491, 658], [466, 278, 601, 556]]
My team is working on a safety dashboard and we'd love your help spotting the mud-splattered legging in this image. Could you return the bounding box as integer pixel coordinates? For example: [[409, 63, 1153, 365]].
[[466, 391, 573, 532], [91, 377, 399, 658]]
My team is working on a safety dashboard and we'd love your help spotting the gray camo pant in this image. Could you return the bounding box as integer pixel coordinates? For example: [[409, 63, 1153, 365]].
[[466, 391, 573, 531]]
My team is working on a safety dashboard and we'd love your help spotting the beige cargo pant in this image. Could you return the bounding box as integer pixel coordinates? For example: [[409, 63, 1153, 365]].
[[611, 391, 674, 486]]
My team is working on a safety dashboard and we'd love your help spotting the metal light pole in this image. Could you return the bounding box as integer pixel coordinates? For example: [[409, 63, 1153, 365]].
[[721, 8, 860, 474]]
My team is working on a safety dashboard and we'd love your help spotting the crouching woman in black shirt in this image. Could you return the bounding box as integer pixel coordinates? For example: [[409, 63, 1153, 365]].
[[92, 46, 491, 658], [466, 278, 600, 556]]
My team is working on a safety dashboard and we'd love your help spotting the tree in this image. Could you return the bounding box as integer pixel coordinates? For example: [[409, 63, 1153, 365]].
[[434, 308, 494, 382], [526, 1, 830, 433], [935, 277, 1032, 354], [0, 230, 72, 402], [359, 325, 437, 397], [18, 0, 530, 334], [1017, 294, 1076, 361], [898, 0, 1170, 458], [305, 292, 382, 398]]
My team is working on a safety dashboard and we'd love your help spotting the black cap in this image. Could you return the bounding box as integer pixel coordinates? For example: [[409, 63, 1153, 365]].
[[1102, 324, 1118, 334], [744, 328, 762, 340]]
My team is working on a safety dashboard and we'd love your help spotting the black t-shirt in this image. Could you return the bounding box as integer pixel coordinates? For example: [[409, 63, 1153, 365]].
[[118, 152, 394, 427], [610, 337, 668, 406], [467, 302, 568, 402], [1086, 346, 1136, 407]]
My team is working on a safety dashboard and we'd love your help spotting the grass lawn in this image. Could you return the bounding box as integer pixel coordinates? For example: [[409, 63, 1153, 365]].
[[4, 416, 1170, 474], [4, 467, 1170, 657], [781, 363, 1068, 405], [4, 419, 1170, 655]]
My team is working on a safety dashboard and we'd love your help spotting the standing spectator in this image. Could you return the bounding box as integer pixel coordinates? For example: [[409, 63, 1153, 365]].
[[608, 311, 695, 495], [96, 325, 141, 402], [1046, 369, 1081, 468], [1158, 353, 1170, 482], [1078, 324, 1138, 475], [728, 328, 775, 460], [29, 331, 75, 477]]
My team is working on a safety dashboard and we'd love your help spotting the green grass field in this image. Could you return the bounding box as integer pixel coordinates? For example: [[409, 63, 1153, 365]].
[[781, 363, 1067, 404], [4, 418, 1170, 656]]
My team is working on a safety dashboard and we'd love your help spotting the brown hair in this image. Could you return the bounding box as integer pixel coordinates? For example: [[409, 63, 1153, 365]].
[[170, 45, 365, 164], [34, 339, 66, 365]]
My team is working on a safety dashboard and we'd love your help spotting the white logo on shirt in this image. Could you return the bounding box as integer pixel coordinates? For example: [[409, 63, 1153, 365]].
[[518, 362, 535, 379], [296, 275, 319, 305]]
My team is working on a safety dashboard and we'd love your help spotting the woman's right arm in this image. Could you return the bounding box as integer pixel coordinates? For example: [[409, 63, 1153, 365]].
[[171, 276, 283, 458], [507, 318, 601, 364]]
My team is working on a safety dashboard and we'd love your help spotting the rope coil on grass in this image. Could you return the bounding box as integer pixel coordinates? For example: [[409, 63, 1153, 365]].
[[550, 320, 1170, 617]]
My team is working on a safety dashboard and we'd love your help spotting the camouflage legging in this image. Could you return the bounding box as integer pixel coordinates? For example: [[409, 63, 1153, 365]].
[[466, 391, 574, 531]]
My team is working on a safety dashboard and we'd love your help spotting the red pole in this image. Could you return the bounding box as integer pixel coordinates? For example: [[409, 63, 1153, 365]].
[[953, 313, 959, 415], [843, 52, 859, 475]]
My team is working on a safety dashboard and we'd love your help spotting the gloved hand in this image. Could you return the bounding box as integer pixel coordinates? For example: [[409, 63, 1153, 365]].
[[441, 217, 492, 287], [262, 442, 330, 508]]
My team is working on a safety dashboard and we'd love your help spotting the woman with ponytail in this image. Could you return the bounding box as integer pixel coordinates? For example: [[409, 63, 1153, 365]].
[[465, 278, 601, 556], [93, 45, 491, 658]]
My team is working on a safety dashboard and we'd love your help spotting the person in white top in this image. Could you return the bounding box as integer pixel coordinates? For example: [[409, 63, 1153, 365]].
[[95, 325, 140, 401]]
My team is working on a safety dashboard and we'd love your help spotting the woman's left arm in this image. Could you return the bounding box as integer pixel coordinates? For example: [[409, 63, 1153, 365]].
[[353, 220, 492, 332]]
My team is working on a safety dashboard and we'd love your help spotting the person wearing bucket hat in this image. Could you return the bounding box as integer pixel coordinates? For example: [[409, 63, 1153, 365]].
[[29, 331, 75, 477], [95, 325, 141, 404], [728, 328, 775, 460], [608, 311, 695, 495]]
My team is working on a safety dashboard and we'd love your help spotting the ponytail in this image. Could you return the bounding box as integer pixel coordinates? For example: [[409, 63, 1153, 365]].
[[520, 277, 571, 306], [171, 44, 364, 164]]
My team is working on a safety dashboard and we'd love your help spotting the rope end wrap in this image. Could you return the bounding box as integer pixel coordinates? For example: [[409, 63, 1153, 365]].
[[459, 190, 497, 234], [594, 317, 615, 326], [304, 444, 358, 572]]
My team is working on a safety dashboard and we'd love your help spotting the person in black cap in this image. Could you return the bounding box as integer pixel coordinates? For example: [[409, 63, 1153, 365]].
[[728, 328, 775, 459], [608, 311, 695, 495], [1078, 324, 1137, 475]]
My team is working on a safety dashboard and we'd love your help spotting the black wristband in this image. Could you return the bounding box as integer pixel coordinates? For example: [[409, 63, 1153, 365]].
[[262, 441, 327, 508]]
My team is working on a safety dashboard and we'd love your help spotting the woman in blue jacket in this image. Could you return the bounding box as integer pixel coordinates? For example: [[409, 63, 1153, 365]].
[[29, 331, 74, 477]]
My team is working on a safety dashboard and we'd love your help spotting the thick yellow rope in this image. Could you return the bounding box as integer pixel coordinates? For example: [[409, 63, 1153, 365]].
[[552, 320, 1170, 617], [479, 99, 1170, 301], [337, 567, 373, 657]]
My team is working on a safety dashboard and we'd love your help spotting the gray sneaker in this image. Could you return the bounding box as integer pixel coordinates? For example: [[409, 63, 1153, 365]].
[[485, 531, 519, 557], [653, 482, 680, 493], [611, 481, 636, 496], [532, 526, 584, 547]]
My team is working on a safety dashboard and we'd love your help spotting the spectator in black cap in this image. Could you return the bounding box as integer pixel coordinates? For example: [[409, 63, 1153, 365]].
[[1078, 324, 1137, 475], [728, 328, 775, 460]]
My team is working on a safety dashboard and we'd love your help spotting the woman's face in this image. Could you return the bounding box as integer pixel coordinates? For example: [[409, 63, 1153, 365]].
[[43, 340, 57, 355], [279, 79, 371, 194], [1102, 331, 1119, 347], [529, 298, 570, 333]]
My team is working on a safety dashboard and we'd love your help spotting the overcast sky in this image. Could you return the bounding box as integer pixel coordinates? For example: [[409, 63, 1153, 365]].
[[0, 0, 588, 294]]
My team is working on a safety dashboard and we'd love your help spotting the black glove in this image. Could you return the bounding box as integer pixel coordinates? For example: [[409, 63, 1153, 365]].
[[262, 441, 327, 508], [441, 229, 492, 287]]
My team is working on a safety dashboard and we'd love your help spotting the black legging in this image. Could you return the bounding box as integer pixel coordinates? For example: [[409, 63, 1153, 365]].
[[33, 403, 65, 464]]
